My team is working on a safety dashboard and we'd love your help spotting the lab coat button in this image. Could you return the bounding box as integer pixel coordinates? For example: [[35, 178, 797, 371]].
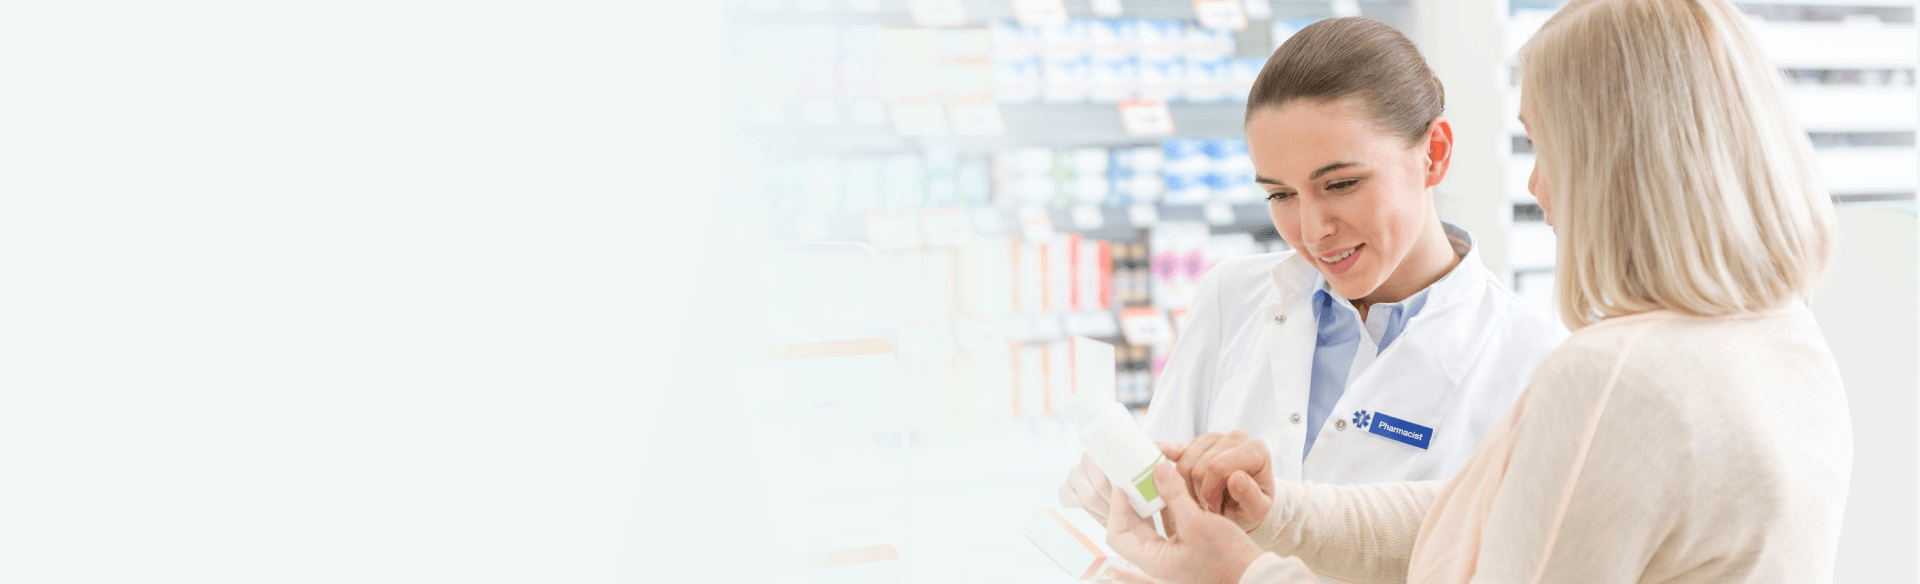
[[1273, 314, 1287, 325], [1290, 413, 1302, 424], [1335, 419, 1347, 430]]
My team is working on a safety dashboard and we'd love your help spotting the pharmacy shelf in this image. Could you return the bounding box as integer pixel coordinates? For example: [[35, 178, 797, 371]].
[[762, 201, 1279, 243], [1734, 0, 1917, 7], [1503, 86, 1918, 136], [1508, 220, 1556, 272], [728, 0, 1413, 25], [729, 0, 1207, 23], [1507, 148, 1919, 203], [1507, 154, 1535, 205], [1790, 87, 1917, 133], [1751, 21, 1916, 69], [1820, 146, 1920, 195], [740, 102, 1251, 157]]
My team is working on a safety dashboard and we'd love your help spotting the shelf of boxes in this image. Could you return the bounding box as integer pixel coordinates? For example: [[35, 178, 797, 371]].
[[745, 135, 1289, 428], [728, 0, 1412, 28], [730, 4, 1340, 432], [742, 102, 1252, 155]]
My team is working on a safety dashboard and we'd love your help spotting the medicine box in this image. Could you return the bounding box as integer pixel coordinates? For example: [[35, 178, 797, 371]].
[[1022, 507, 1129, 580]]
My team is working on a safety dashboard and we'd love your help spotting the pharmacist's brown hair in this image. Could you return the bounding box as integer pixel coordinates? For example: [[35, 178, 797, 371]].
[[1246, 17, 1444, 146]]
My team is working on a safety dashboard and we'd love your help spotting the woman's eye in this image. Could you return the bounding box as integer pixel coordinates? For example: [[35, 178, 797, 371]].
[[1328, 179, 1358, 191], [1266, 191, 1293, 202]]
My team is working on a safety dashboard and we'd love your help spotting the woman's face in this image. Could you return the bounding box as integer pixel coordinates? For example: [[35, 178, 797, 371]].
[[1247, 97, 1447, 300], [1519, 91, 1554, 227]]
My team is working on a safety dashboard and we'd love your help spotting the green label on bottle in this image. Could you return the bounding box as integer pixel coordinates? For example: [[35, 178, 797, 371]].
[[1134, 474, 1158, 502], [1130, 454, 1167, 502]]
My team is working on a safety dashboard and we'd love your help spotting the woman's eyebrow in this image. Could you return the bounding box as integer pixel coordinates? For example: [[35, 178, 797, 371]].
[[1309, 161, 1360, 179], [1258, 161, 1363, 186]]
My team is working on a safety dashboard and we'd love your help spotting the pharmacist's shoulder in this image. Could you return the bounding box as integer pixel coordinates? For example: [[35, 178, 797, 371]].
[[1190, 252, 1292, 316], [1202, 251, 1293, 292]]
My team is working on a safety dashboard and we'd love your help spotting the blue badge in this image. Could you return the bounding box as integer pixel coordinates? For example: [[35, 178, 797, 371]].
[[1352, 410, 1432, 450]]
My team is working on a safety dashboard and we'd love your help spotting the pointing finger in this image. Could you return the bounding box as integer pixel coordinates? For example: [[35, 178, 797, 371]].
[[1157, 440, 1189, 463]]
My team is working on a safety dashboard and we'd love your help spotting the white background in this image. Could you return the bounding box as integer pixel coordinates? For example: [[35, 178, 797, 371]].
[[0, 2, 735, 581]]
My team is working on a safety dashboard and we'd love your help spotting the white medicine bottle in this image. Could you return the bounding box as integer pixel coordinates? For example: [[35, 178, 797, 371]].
[[1061, 387, 1167, 518]]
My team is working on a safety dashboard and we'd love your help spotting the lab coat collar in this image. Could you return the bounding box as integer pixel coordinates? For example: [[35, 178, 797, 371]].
[[1267, 221, 1494, 385]]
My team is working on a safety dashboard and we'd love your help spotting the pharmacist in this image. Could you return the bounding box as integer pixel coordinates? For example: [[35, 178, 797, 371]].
[[1059, 18, 1564, 523]]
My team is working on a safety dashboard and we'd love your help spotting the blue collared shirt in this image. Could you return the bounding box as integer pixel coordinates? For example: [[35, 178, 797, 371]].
[[1300, 277, 1438, 458]]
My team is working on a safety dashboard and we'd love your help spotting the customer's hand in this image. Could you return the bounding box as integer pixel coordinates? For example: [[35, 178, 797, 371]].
[[1173, 430, 1275, 531], [1103, 463, 1265, 584], [1059, 453, 1115, 525]]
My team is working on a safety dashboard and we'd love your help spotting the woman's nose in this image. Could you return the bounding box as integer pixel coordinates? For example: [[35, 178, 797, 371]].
[[1297, 196, 1337, 242]]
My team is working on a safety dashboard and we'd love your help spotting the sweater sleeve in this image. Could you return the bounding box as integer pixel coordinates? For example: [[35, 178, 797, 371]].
[[1244, 479, 1446, 584], [1236, 553, 1320, 584]]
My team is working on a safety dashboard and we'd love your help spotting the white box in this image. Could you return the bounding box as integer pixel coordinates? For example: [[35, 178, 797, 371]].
[[1023, 508, 1130, 580]]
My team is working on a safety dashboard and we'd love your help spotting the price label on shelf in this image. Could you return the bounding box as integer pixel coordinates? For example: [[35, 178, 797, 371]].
[[970, 206, 1007, 234], [908, 0, 967, 26], [1119, 306, 1176, 347], [901, 326, 957, 359], [794, 212, 831, 241], [920, 208, 976, 247], [1011, 0, 1068, 28], [947, 99, 1006, 136], [1127, 204, 1160, 227], [1028, 314, 1066, 341], [1064, 310, 1121, 338], [865, 211, 925, 249], [801, 100, 839, 125], [890, 102, 950, 137], [850, 100, 888, 125], [1070, 204, 1105, 230], [1242, 0, 1274, 19], [1203, 201, 1237, 226], [954, 319, 1010, 351], [1118, 99, 1176, 138], [1018, 206, 1057, 243], [1192, 0, 1249, 31]]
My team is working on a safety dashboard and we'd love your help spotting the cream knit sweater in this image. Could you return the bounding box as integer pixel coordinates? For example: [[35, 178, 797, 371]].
[[1237, 307, 1852, 584]]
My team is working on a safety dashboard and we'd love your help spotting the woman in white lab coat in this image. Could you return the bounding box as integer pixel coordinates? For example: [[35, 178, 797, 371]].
[[1060, 17, 1565, 522]]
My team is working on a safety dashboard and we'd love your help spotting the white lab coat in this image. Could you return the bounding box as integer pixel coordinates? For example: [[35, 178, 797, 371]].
[[1143, 229, 1565, 485]]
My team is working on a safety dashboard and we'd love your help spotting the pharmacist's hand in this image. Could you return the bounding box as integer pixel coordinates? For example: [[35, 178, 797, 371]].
[[1176, 430, 1275, 531], [1059, 453, 1114, 525], [1104, 463, 1264, 584]]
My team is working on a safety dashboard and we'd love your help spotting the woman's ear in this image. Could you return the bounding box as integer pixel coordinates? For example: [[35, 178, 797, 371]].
[[1423, 118, 1454, 188]]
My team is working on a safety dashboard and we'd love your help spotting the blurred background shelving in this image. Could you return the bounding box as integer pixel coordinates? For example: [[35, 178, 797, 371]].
[[729, 1, 1915, 582]]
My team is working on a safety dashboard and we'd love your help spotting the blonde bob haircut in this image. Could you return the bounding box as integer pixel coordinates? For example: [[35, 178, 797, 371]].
[[1518, 0, 1835, 329]]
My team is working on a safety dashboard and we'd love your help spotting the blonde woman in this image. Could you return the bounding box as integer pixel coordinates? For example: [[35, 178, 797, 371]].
[[1096, 0, 1851, 582]]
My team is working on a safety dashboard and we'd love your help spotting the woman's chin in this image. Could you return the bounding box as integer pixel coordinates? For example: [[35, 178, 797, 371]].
[[1323, 274, 1383, 301]]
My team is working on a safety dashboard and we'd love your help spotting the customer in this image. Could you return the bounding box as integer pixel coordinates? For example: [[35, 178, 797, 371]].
[[1100, 0, 1849, 581]]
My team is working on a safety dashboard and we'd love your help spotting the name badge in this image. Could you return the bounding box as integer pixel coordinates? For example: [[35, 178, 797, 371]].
[[1353, 410, 1432, 450]]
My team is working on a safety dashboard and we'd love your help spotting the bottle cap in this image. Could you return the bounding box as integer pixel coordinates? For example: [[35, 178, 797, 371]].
[[1060, 385, 1110, 425]]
